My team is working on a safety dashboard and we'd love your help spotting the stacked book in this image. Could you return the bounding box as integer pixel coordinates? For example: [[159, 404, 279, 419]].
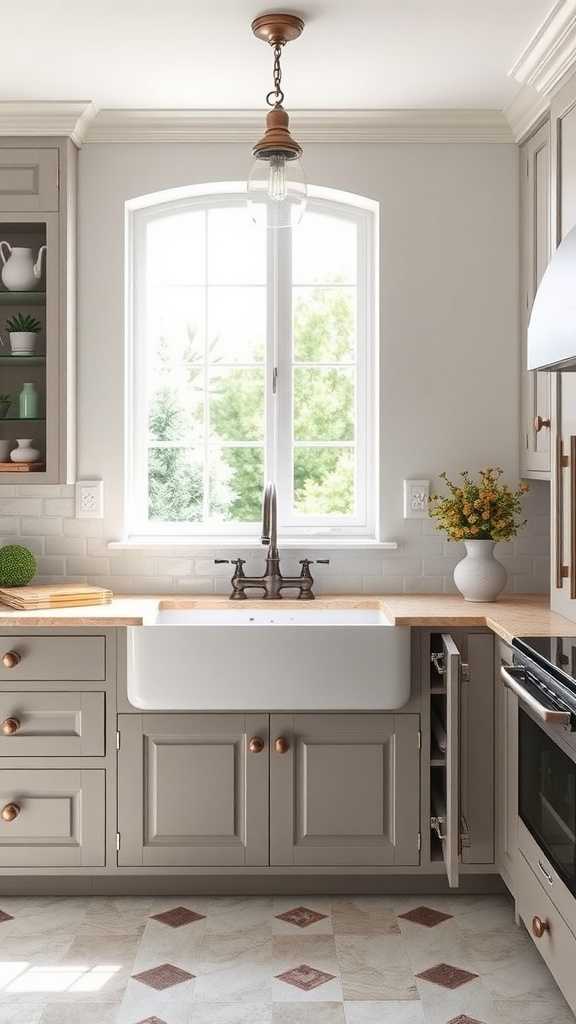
[[0, 583, 113, 610]]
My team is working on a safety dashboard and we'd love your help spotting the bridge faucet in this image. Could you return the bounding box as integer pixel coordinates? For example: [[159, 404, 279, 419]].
[[215, 481, 329, 600]]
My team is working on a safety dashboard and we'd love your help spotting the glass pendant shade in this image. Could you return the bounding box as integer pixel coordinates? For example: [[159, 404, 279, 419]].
[[247, 152, 307, 229]]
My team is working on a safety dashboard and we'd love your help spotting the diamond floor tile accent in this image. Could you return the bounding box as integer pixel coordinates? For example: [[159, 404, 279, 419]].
[[399, 905, 453, 928], [416, 963, 478, 990], [0, 910, 13, 923], [135, 1018, 168, 1024], [275, 906, 328, 928], [150, 905, 206, 928], [132, 963, 194, 990], [447, 1017, 484, 1024], [276, 964, 336, 991]]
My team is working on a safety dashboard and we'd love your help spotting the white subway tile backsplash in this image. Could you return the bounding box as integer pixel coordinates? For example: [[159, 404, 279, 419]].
[[0, 498, 42, 516], [0, 481, 551, 597], [44, 498, 75, 517], [21, 517, 62, 536]]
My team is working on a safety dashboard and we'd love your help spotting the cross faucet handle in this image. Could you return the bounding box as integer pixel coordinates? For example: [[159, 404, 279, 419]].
[[214, 557, 247, 577], [299, 558, 330, 577]]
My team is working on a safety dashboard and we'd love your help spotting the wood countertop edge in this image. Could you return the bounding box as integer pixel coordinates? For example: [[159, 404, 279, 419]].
[[0, 594, 572, 643]]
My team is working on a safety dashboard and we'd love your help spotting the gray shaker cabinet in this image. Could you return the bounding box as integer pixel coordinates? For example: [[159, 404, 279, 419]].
[[269, 713, 421, 867], [117, 714, 269, 867]]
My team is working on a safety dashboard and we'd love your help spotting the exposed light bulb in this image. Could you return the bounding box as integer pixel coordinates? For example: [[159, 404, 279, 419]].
[[268, 154, 287, 202]]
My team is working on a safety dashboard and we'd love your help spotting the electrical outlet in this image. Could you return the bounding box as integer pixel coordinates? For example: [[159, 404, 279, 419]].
[[76, 480, 104, 519]]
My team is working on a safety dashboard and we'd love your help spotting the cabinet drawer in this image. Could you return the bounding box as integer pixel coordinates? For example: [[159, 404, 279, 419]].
[[518, 819, 576, 938], [0, 636, 105, 681], [0, 692, 104, 756], [0, 769, 105, 867], [516, 851, 576, 1014], [0, 149, 58, 212]]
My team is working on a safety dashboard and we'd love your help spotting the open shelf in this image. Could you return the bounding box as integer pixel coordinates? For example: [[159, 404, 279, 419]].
[[0, 356, 45, 365], [0, 292, 46, 305], [0, 417, 46, 422]]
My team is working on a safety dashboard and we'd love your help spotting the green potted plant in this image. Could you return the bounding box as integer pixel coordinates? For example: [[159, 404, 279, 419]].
[[2, 312, 41, 355], [0, 393, 11, 418], [429, 467, 528, 602]]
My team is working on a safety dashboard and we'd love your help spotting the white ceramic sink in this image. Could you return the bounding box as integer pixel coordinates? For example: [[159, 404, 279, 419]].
[[127, 605, 411, 711]]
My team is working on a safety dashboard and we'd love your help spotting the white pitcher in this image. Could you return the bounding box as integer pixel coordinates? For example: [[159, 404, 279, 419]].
[[0, 243, 46, 291]]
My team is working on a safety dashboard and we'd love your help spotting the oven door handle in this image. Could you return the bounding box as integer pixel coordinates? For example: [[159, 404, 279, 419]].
[[500, 665, 572, 725]]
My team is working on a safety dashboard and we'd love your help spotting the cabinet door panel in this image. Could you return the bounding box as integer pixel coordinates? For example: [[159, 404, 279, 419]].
[[520, 121, 551, 477], [460, 633, 495, 864], [270, 713, 420, 867], [0, 769, 104, 867], [0, 149, 58, 212], [117, 714, 268, 867]]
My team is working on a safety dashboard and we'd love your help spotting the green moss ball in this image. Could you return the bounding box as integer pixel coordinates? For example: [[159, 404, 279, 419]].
[[0, 544, 36, 587]]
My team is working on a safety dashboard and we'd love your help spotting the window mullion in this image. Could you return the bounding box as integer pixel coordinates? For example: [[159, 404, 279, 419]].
[[275, 226, 293, 524]]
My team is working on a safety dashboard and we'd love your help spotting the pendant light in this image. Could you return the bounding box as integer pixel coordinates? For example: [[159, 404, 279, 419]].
[[247, 13, 307, 229]]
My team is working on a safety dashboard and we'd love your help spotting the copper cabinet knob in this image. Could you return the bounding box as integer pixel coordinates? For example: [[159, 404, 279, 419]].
[[534, 415, 551, 432], [2, 652, 20, 669], [1, 802, 20, 822], [532, 915, 549, 939], [1, 718, 20, 736], [248, 736, 265, 754], [274, 736, 289, 754]]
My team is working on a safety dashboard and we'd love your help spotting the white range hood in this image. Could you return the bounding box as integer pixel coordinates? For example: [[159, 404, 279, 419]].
[[528, 224, 576, 372]]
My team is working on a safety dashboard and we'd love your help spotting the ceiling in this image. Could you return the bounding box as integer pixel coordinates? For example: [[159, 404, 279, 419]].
[[1, 0, 552, 110]]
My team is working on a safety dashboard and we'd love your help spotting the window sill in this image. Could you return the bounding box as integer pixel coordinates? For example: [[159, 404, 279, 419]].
[[108, 537, 399, 553]]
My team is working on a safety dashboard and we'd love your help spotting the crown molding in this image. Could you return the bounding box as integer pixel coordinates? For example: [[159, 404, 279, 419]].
[[0, 101, 97, 146], [85, 107, 513, 144], [509, 0, 576, 96], [504, 84, 551, 142]]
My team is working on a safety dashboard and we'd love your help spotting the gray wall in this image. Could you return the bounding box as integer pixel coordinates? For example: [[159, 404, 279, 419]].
[[0, 138, 550, 594]]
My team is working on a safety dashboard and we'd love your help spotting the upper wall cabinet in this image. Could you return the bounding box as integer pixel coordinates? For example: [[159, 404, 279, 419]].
[[0, 149, 59, 213], [551, 75, 576, 243], [0, 140, 76, 483], [520, 122, 553, 479]]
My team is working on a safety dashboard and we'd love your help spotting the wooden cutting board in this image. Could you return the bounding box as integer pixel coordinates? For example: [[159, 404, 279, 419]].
[[0, 584, 113, 608]]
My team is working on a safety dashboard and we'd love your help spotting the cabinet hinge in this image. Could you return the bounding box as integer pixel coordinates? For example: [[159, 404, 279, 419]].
[[417, 730, 421, 750], [461, 662, 470, 683], [272, 366, 278, 394], [116, 832, 121, 851], [417, 831, 422, 852], [116, 730, 120, 750]]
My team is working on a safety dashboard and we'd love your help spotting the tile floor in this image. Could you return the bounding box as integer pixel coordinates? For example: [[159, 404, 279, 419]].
[[0, 893, 573, 1023]]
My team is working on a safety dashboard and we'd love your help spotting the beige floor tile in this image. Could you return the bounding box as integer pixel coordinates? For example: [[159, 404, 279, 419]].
[[187, 1003, 272, 1023], [332, 898, 399, 936], [39, 994, 123, 1023], [344, 1001, 426, 1023], [0, 1005, 45, 1024], [335, 933, 417, 1002], [273, 1003, 346, 1022]]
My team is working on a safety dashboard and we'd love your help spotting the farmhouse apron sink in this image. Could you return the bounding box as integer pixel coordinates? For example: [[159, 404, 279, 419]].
[[127, 606, 411, 711]]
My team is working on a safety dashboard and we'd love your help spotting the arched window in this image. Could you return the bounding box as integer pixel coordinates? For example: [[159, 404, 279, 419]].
[[126, 184, 378, 539]]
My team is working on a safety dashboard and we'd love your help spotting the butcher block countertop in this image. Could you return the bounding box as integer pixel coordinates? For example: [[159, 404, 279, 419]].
[[0, 593, 573, 644]]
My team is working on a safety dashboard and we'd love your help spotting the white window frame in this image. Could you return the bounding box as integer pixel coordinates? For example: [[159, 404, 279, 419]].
[[125, 182, 379, 541]]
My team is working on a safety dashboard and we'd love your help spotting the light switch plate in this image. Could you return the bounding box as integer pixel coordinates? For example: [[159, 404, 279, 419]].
[[403, 479, 430, 519], [75, 480, 104, 519]]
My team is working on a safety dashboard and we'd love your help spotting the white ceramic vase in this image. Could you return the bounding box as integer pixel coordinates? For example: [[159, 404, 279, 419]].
[[453, 539, 507, 602], [10, 439, 41, 464]]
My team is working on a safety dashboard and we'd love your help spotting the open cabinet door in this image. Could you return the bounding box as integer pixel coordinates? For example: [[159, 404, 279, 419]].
[[441, 633, 461, 887]]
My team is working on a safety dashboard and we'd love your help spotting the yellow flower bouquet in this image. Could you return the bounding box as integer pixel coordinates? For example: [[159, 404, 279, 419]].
[[429, 467, 528, 542]]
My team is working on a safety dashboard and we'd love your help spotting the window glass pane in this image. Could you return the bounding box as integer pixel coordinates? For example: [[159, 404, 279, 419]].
[[208, 287, 266, 364], [209, 447, 264, 522], [207, 207, 266, 285], [147, 287, 204, 369], [209, 368, 265, 442], [292, 211, 357, 285], [148, 448, 203, 522], [148, 383, 204, 443], [293, 286, 356, 363], [293, 368, 355, 442], [146, 211, 204, 286], [293, 448, 355, 515]]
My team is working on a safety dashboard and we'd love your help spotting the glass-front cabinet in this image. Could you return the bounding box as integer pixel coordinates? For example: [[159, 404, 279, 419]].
[[0, 143, 76, 483]]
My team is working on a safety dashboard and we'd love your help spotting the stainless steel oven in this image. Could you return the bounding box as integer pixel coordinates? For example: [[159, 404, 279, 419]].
[[506, 636, 576, 898]]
